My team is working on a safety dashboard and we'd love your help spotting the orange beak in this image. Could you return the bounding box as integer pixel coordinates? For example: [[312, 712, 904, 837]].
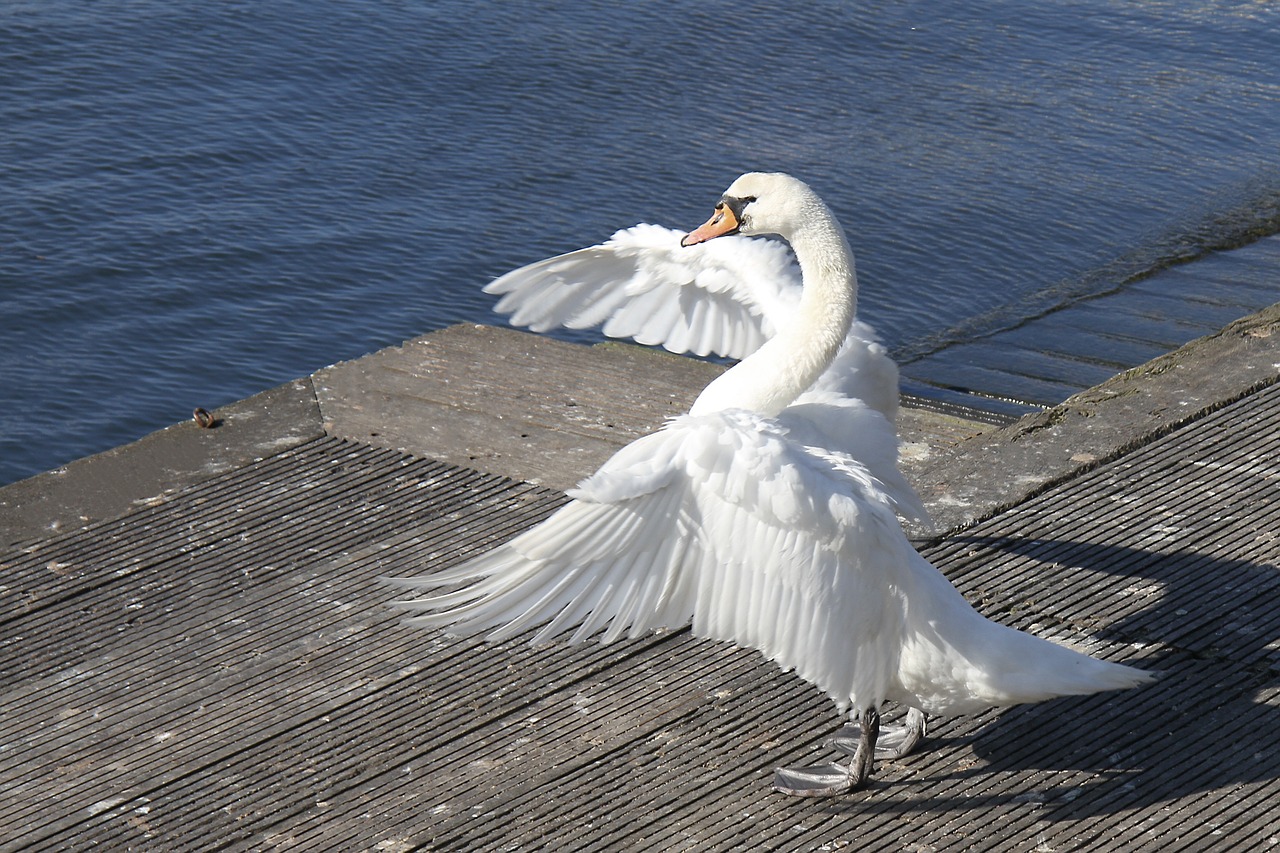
[[680, 201, 741, 247]]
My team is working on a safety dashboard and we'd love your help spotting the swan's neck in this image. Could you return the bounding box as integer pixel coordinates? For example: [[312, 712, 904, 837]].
[[690, 217, 857, 418]]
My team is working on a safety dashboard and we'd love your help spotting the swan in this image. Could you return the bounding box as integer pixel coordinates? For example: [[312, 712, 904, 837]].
[[388, 173, 1153, 795]]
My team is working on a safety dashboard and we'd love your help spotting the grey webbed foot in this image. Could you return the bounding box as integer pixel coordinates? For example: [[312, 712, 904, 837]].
[[833, 706, 926, 760], [773, 708, 880, 797], [771, 762, 860, 796]]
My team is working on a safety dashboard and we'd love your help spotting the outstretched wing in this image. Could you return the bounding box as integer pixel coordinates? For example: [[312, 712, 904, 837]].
[[484, 224, 802, 359], [387, 409, 910, 709]]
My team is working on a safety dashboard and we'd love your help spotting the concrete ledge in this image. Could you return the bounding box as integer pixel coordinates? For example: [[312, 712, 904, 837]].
[[313, 324, 725, 491], [4, 302, 1276, 548], [0, 379, 323, 547]]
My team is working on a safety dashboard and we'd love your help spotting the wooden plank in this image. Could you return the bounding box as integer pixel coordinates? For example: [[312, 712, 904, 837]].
[[901, 354, 1088, 410], [898, 234, 1280, 419]]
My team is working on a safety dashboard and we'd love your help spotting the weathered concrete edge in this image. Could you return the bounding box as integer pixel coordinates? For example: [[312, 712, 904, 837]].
[[0, 379, 325, 547], [311, 324, 727, 492], [913, 302, 1280, 534], [4, 302, 1276, 549]]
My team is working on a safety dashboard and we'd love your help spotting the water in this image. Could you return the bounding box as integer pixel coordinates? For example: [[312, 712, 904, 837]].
[[2, 1, 1277, 486]]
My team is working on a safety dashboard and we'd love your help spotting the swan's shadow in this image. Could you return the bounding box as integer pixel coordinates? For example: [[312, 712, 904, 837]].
[[827, 535, 1279, 818]]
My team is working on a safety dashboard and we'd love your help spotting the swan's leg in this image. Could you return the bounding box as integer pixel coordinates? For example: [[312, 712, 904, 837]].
[[772, 708, 880, 797], [881, 707, 926, 759], [834, 706, 926, 760]]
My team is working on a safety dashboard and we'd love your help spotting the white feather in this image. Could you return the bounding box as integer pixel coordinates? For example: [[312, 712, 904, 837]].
[[485, 224, 797, 360]]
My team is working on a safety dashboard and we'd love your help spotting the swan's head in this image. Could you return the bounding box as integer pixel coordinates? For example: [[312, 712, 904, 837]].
[[680, 172, 823, 247]]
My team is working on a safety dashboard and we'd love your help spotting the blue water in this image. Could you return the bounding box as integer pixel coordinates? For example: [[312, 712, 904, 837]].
[[2, 1, 1278, 486]]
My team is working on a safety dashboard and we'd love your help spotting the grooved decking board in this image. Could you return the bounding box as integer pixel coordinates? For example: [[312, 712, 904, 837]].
[[2, 378, 1277, 850]]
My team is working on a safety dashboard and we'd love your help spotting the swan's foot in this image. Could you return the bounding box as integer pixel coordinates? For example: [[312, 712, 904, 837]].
[[772, 762, 859, 797], [773, 708, 879, 797], [833, 706, 926, 760]]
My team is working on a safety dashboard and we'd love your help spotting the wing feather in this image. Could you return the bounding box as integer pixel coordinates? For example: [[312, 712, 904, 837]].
[[483, 225, 801, 360], [779, 393, 931, 527], [389, 409, 914, 711]]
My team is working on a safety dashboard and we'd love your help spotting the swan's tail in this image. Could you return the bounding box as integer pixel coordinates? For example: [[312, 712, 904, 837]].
[[980, 622, 1155, 705], [898, 551, 1156, 715], [902, 618, 1155, 715]]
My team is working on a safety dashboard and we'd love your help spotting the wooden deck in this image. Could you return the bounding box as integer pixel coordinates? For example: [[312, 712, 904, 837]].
[[2, 307, 1279, 851]]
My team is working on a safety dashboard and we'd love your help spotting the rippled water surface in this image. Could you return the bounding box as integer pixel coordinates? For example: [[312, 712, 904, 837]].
[[2, 0, 1278, 484]]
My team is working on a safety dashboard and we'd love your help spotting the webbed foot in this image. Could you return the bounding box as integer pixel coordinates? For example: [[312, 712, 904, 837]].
[[772, 762, 858, 796], [773, 708, 879, 797]]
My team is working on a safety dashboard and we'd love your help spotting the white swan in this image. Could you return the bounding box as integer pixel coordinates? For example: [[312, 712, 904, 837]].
[[388, 173, 1153, 795]]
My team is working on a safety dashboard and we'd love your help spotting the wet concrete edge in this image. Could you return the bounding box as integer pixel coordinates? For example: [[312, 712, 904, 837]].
[[0, 378, 324, 546]]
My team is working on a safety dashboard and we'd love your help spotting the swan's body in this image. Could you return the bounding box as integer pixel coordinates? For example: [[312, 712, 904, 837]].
[[390, 173, 1152, 794]]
